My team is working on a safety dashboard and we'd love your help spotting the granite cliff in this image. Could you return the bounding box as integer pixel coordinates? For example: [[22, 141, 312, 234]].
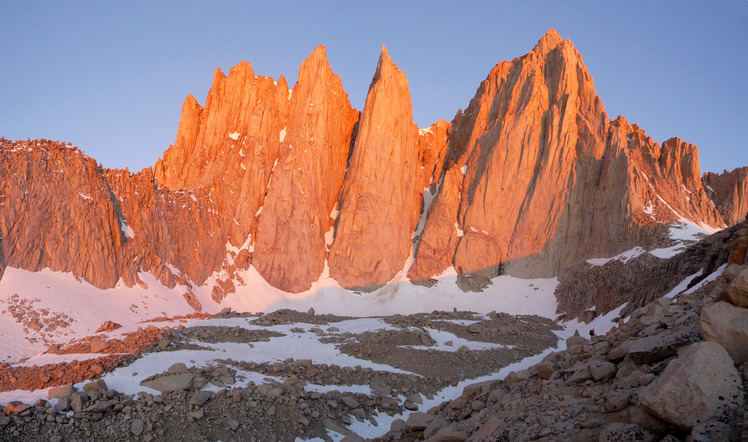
[[1, 30, 746, 314]]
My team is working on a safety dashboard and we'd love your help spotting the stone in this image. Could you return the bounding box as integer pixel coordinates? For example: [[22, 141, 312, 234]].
[[83, 379, 108, 393], [307, 308, 315, 316], [84, 400, 117, 413], [597, 422, 654, 442], [423, 416, 448, 438], [228, 419, 240, 431], [130, 418, 144, 436], [627, 329, 698, 364], [603, 390, 630, 412], [189, 391, 214, 406], [639, 341, 745, 429], [389, 419, 406, 432], [3, 401, 31, 414], [167, 363, 188, 374], [95, 320, 122, 333], [607, 340, 634, 361], [430, 427, 469, 441], [48, 384, 76, 399], [720, 264, 748, 307], [325, 418, 351, 436], [187, 410, 204, 419], [419, 330, 436, 346], [380, 396, 398, 410], [589, 360, 617, 381], [700, 301, 748, 365], [405, 412, 435, 430], [467, 323, 483, 334], [69, 391, 89, 412], [140, 373, 194, 393], [534, 359, 556, 379], [505, 369, 531, 383], [55, 397, 70, 412], [553, 362, 592, 384], [341, 395, 360, 409], [688, 419, 741, 442], [89, 340, 109, 353]]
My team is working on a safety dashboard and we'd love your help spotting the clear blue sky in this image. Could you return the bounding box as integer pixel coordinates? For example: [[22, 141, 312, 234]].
[[1, 1, 746, 174]]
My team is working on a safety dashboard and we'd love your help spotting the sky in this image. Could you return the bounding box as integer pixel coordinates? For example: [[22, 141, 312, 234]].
[[1, 1, 746, 174]]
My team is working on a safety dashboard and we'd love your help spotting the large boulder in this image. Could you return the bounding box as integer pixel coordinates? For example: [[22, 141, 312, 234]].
[[719, 266, 748, 307], [139, 373, 195, 393], [700, 301, 748, 365], [626, 329, 698, 364], [638, 341, 744, 429]]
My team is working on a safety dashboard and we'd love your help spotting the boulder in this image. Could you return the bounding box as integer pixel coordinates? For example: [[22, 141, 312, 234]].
[[720, 266, 748, 307], [3, 401, 31, 414], [700, 301, 748, 365], [589, 360, 617, 380], [83, 379, 108, 393], [638, 341, 745, 429], [553, 362, 592, 384], [140, 373, 195, 393], [189, 390, 214, 406], [48, 384, 76, 399], [627, 329, 698, 364], [405, 412, 435, 430]]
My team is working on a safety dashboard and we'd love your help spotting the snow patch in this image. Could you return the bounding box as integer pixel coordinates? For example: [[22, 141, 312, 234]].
[[120, 221, 135, 239], [587, 247, 645, 266], [279, 127, 287, 142], [228, 132, 240, 141]]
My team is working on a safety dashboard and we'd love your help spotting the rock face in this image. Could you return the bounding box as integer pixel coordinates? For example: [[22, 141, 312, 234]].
[[328, 47, 420, 288], [703, 167, 748, 226], [252, 47, 358, 292], [411, 30, 727, 281], [0, 30, 744, 298], [638, 341, 744, 429]]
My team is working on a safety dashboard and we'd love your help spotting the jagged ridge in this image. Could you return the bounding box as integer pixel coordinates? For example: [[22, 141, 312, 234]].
[[1, 30, 745, 309]]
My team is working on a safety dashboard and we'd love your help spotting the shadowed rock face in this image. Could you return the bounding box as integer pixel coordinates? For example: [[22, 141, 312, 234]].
[[703, 167, 748, 226], [0, 30, 740, 297]]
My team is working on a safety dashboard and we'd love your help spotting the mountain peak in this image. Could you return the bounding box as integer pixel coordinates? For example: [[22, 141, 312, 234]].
[[534, 28, 563, 54]]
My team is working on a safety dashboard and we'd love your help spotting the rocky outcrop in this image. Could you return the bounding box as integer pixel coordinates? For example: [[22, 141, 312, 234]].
[[555, 221, 745, 319], [703, 167, 748, 225], [638, 341, 743, 430], [252, 47, 358, 292], [328, 47, 420, 288], [700, 301, 748, 365], [153, 59, 291, 249]]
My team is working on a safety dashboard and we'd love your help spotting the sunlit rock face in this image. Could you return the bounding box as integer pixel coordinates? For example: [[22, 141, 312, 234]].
[[328, 47, 421, 289], [0, 30, 739, 297], [253, 47, 358, 293]]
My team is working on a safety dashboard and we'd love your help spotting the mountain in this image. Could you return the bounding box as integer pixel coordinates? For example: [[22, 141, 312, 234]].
[[1, 30, 746, 312]]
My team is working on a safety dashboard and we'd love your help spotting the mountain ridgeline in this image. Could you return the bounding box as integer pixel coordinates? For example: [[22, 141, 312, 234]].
[[1, 30, 745, 307]]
